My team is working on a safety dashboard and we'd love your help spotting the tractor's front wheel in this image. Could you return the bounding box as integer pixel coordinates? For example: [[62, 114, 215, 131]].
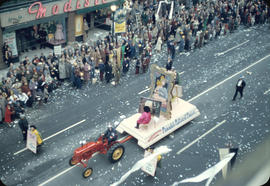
[[69, 157, 77, 166], [108, 144, 125, 163], [82, 167, 93, 178]]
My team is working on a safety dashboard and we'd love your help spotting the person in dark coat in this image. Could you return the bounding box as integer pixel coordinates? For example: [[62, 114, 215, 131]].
[[232, 77, 246, 101], [104, 61, 112, 83], [135, 57, 140, 74], [130, 43, 136, 59], [39, 27, 47, 49], [102, 124, 118, 145], [166, 58, 173, 71], [18, 114, 28, 141], [122, 57, 130, 74]]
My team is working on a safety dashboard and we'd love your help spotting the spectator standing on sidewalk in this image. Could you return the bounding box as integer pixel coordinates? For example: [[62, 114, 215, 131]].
[[0, 93, 7, 124], [5, 47, 13, 67], [2, 42, 8, 63], [58, 55, 67, 82], [4, 102, 14, 127]]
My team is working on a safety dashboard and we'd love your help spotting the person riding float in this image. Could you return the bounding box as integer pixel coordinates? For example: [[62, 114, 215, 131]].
[[135, 106, 151, 129]]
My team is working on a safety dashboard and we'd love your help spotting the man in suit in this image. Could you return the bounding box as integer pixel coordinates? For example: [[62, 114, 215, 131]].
[[232, 76, 246, 101]]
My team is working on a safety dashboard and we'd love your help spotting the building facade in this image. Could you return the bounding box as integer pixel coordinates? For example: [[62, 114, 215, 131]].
[[0, 0, 124, 68]]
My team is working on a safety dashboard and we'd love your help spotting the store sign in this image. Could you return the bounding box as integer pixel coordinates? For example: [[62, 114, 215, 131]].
[[8, 15, 23, 24], [3, 32, 18, 56], [0, 0, 117, 28], [29, 0, 108, 19]]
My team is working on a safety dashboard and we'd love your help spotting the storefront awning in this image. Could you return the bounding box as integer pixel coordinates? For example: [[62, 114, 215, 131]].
[[76, 0, 124, 14]]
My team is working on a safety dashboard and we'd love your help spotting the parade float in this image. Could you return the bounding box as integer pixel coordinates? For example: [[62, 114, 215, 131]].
[[69, 64, 200, 178], [116, 64, 200, 149]]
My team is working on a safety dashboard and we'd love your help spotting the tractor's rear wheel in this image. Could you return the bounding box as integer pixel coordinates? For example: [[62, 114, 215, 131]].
[[82, 167, 93, 178], [69, 158, 77, 166], [108, 144, 125, 163]]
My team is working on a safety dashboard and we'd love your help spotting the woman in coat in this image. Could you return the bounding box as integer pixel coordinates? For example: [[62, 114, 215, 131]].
[[0, 94, 6, 122], [4, 103, 14, 126], [83, 62, 90, 82], [155, 36, 163, 52], [58, 55, 67, 81]]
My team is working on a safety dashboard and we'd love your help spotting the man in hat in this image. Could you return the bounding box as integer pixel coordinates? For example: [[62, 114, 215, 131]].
[[39, 27, 47, 49], [102, 124, 118, 145], [18, 114, 28, 141], [232, 76, 246, 101]]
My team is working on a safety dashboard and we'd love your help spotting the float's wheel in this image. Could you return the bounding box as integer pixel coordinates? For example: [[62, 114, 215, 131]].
[[108, 144, 125, 163], [82, 167, 93, 178], [69, 158, 77, 166]]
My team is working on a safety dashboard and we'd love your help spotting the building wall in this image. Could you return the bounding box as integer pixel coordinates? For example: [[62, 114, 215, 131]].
[[67, 12, 76, 43], [0, 18, 5, 69], [0, 0, 118, 28]]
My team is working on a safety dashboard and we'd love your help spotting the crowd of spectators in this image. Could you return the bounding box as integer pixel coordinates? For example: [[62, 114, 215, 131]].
[[0, 0, 269, 126]]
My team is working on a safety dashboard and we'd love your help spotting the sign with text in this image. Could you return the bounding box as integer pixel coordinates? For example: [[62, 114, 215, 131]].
[[27, 130, 37, 154], [3, 32, 18, 56], [114, 8, 126, 34], [141, 150, 157, 176], [54, 45, 62, 55], [75, 15, 83, 36]]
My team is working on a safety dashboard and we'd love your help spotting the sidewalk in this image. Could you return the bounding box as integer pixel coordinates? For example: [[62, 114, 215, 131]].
[[0, 28, 109, 81]]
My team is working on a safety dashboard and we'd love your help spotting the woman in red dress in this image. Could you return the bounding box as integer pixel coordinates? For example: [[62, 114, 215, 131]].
[[4, 103, 13, 126]]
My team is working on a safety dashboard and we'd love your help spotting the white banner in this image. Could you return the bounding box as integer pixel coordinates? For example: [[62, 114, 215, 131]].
[[141, 150, 157, 176], [172, 153, 235, 186], [54, 45, 62, 56], [3, 32, 18, 56], [27, 130, 37, 154]]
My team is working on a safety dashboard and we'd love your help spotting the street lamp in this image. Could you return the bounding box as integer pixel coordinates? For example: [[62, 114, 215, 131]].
[[110, 4, 117, 38]]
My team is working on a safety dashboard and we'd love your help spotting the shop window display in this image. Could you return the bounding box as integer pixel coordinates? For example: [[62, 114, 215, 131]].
[[16, 20, 66, 53], [46, 20, 66, 45]]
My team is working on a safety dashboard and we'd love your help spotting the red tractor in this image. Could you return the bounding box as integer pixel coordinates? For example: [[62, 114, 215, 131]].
[[69, 134, 132, 178]]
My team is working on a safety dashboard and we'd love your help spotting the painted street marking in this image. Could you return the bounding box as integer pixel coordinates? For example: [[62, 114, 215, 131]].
[[14, 119, 86, 155], [38, 166, 77, 186], [188, 54, 270, 103], [38, 147, 101, 186], [138, 88, 150, 95], [215, 40, 249, 56], [179, 71, 185, 75], [176, 120, 226, 155], [39, 151, 99, 186], [264, 89, 270, 95]]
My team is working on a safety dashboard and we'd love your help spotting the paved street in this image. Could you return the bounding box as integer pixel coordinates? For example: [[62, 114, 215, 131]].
[[1, 25, 270, 186]]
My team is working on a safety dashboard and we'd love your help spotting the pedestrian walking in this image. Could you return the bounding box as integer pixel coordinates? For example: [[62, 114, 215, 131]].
[[18, 114, 28, 141], [232, 77, 246, 101], [29, 125, 43, 151]]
